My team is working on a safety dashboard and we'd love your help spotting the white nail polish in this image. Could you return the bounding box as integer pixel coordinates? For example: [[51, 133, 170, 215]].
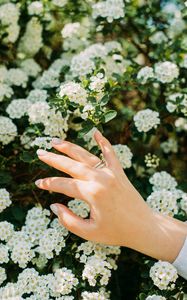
[[50, 204, 58, 216], [35, 179, 41, 186], [52, 138, 62, 145], [37, 149, 48, 156]]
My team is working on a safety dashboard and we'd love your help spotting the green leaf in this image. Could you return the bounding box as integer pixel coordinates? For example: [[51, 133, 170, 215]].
[[100, 94, 110, 106], [102, 110, 117, 123], [139, 293, 146, 300], [0, 171, 12, 185], [20, 151, 34, 163], [78, 124, 94, 138]]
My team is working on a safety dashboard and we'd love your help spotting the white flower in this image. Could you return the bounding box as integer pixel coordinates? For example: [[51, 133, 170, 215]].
[[146, 296, 166, 300], [134, 109, 160, 132], [0, 221, 14, 242], [112, 144, 133, 169], [149, 31, 168, 44], [52, 0, 68, 7], [147, 189, 179, 216], [175, 117, 187, 131], [92, 0, 125, 23], [70, 54, 95, 77], [59, 81, 88, 105], [6, 99, 30, 119], [33, 69, 59, 89], [0, 188, 12, 213], [150, 261, 178, 290], [154, 61, 179, 83], [20, 59, 41, 77], [31, 137, 52, 150], [0, 116, 17, 145], [17, 268, 39, 294], [61, 22, 81, 38], [27, 89, 48, 103], [166, 93, 187, 116], [0, 65, 8, 83], [37, 228, 66, 259], [6, 68, 28, 88], [180, 193, 187, 214], [137, 66, 154, 84], [145, 153, 160, 168], [0, 3, 20, 43], [48, 268, 78, 296], [28, 101, 50, 124], [81, 289, 110, 300], [149, 171, 178, 191], [18, 17, 43, 56], [160, 138, 178, 154], [68, 199, 90, 218], [0, 267, 6, 286], [0, 244, 9, 264], [82, 256, 112, 286], [0, 83, 13, 102], [28, 1, 43, 15]]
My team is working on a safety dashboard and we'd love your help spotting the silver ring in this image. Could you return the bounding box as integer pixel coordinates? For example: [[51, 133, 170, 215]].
[[94, 160, 106, 169]]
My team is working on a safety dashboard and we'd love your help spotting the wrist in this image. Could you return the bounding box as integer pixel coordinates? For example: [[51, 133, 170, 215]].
[[130, 210, 187, 262]]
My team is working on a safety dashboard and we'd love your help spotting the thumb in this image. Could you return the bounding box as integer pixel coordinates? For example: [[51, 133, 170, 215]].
[[50, 203, 95, 240]]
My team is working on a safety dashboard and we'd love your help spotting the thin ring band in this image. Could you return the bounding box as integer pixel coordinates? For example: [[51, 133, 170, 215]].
[[94, 160, 106, 169]]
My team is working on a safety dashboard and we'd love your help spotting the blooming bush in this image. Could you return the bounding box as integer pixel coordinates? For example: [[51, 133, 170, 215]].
[[0, 0, 187, 299]]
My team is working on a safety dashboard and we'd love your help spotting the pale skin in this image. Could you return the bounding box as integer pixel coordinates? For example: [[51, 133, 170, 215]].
[[35, 129, 187, 263]]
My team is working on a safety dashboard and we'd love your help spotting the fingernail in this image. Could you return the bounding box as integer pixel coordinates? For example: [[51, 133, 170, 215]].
[[37, 149, 48, 156], [95, 129, 103, 137], [52, 138, 62, 145], [35, 179, 41, 186], [50, 204, 58, 216]]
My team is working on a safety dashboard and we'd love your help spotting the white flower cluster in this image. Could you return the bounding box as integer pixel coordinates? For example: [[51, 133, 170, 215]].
[[166, 93, 187, 116], [137, 66, 154, 84], [0, 188, 12, 213], [0, 202, 119, 298], [149, 171, 177, 191], [81, 289, 110, 300], [149, 31, 168, 45], [89, 73, 107, 100], [28, 1, 43, 16], [145, 153, 160, 168], [150, 261, 178, 290], [160, 138, 178, 154], [59, 82, 88, 106], [27, 89, 48, 103], [7, 68, 28, 88], [147, 171, 183, 216], [137, 61, 179, 84], [92, 0, 125, 23], [112, 144, 133, 169], [133, 109, 160, 132], [147, 189, 179, 217], [0, 83, 13, 102], [28, 102, 68, 139], [20, 59, 41, 78], [81, 289, 110, 299], [75, 241, 120, 286], [154, 61, 179, 83], [6, 99, 30, 119], [18, 17, 43, 57], [0, 267, 6, 286], [31, 137, 52, 150], [146, 296, 166, 300], [0, 3, 20, 43], [68, 199, 90, 218]]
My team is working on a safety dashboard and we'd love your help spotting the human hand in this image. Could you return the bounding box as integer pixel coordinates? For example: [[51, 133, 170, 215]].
[[35, 130, 153, 248], [35, 130, 187, 262]]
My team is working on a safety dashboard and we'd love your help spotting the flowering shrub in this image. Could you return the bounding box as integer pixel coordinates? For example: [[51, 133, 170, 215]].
[[0, 0, 187, 299]]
